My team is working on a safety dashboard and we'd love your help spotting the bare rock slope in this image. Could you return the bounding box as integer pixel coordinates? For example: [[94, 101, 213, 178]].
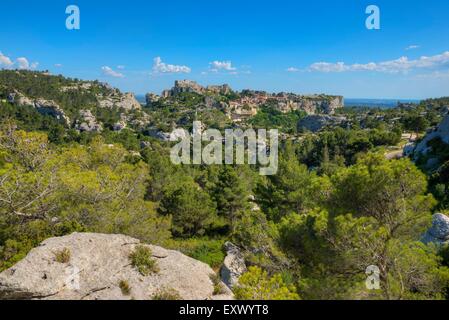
[[413, 113, 449, 156], [221, 242, 247, 289], [422, 213, 449, 246], [0, 233, 233, 300]]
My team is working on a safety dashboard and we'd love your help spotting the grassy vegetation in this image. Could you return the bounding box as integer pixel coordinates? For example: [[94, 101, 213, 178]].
[[129, 246, 159, 276], [54, 248, 71, 264], [209, 273, 227, 295], [119, 280, 131, 296], [152, 287, 182, 300], [164, 238, 225, 270]]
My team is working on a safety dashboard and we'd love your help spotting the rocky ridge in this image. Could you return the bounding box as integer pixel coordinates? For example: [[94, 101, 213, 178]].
[[152, 80, 344, 123], [413, 113, 449, 156], [8, 91, 71, 126], [298, 115, 348, 132]]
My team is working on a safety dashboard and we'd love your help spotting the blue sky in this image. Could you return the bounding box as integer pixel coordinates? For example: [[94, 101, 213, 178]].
[[1, 0, 449, 99]]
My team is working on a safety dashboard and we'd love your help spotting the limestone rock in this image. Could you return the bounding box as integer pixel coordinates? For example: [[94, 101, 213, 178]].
[[422, 213, 449, 246], [0, 233, 233, 300], [413, 113, 449, 157], [293, 96, 344, 115], [298, 115, 347, 132], [221, 242, 247, 289], [162, 80, 205, 97], [120, 93, 142, 110], [206, 84, 232, 95], [113, 121, 127, 132], [9, 91, 70, 126], [97, 91, 141, 111], [34, 99, 71, 126], [145, 93, 160, 107], [162, 81, 233, 98], [76, 110, 102, 133], [147, 129, 171, 142]]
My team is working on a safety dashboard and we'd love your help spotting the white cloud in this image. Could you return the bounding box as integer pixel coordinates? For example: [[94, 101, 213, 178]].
[[309, 62, 348, 72], [286, 67, 300, 72], [117, 65, 125, 70], [308, 51, 449, 74], [406, 45, 420, 51], [0, 52, 14, 67], [0, 52, 38, 70], [209, 60, 236, 72], [16, 57, 38, 70], [152, 57, 191, 74], [16, 57, 29, 70], [54, 64, 63, 68], [101, 66, 125, 78]]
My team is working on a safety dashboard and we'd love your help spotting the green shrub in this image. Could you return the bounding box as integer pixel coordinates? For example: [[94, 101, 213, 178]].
[[119, 280, 131, 296], [209, 273, 227, 295], [0, 239, 35, 271], [164, 238, 225, 269], [54, 248, 71, 263], [129, 245, 159, 276], [152, 287, 182, 300], [234, 266, 300, 300]]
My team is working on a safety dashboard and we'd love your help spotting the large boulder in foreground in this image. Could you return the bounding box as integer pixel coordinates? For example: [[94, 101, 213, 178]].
[[0, 233, 233, 300], [422, 213, 449, 246]]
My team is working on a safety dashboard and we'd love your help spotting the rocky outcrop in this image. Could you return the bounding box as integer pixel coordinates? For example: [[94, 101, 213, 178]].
[[162, 80, 233, 98], [120, 93, 142, 110], [75, 110, 102, 133], [422, 213, 449, 246], [113, 121, 127, 132], [145, 93, 160, 107], [0, 233, 233, 300], [277, 95, 344, 115], [8, 91, 71, 126], [34, 99, 71, 126], [98, 91, 141, 111], [147, 129, 171, 142], [298, 115, 347, 132], [412, 113, 449, 157], [7, 91, 34, 106], [207, 84, 232, 95], [221, 242, 247, 289], [162, 80, 205, 97], [147, 128, 190, 142]]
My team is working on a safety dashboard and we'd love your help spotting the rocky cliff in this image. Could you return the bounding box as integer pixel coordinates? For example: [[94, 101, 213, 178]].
[[0, 233, 233, 300], [156, 80, 344, 124], [8, 91, 71, 126], [75, 109, 103, 133], [97, 91, 142, 111], [298, 115, 348, 132], [275, 95, 344, 115], [422, 213, 449, 246], [413, 113, 449, 156], [1, 71, 146, 132], [161, 80, 232, 98]]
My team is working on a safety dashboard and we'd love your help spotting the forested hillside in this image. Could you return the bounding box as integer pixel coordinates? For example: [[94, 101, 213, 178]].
[[1, 70, 449, 300]]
